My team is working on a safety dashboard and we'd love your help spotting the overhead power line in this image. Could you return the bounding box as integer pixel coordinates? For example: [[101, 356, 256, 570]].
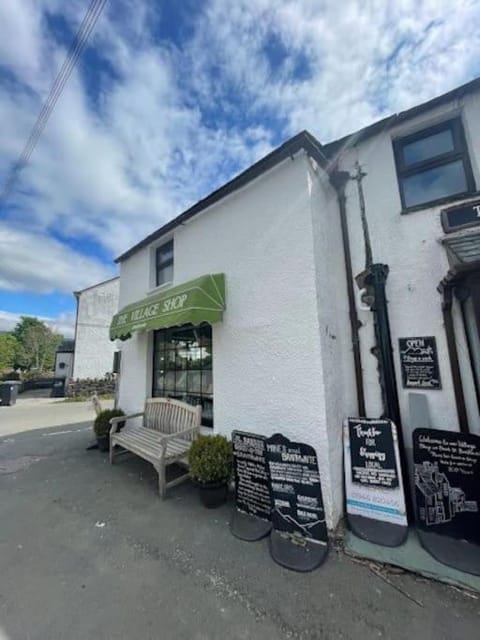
[[0, 0, 109, 206]]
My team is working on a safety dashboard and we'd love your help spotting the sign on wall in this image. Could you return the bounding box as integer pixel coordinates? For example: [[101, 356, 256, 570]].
[[413, 428, 480, 575], [230, 431, 272, 541], [344, 419, 408, 547], [265, 433, 328, 571], [441, 198, 480, 233], [399, 337, 441, 390]]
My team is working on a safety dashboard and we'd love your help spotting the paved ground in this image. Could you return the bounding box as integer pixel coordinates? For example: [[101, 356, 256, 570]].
[[0, 423, 479, 639], [0, 394, 112, 436]]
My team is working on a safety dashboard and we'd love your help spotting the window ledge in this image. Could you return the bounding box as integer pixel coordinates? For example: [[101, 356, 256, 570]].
[[146, 281, 173, 296], [400, 191, 480, 215]]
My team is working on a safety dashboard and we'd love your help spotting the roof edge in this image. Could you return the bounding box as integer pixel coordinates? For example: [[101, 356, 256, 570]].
[[73, 275, 119, 296], [324, 75, 480, 156], [115, 130, 327, 263]]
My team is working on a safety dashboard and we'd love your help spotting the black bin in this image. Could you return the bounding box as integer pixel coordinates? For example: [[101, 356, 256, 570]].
[[0, 381, 20, 406], [50, 378, 66, 398]]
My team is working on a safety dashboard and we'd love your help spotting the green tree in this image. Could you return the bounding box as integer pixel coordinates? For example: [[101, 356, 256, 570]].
[[0, 333, 18, 371], [13, 317, 63, 371]]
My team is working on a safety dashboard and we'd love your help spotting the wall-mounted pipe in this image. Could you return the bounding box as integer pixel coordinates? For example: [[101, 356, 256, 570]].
[[329, 170, 366, 417], [440, 282, 469, 433]]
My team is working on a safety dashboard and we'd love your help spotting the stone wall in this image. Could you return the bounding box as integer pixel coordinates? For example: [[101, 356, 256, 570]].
[[66, 375, 116, 398]]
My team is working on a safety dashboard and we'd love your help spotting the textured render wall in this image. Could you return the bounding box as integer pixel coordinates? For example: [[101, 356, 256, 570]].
[[117, 154, 344, 527], [336, 90, 480, 438], [55, 352, 73, 378], [73, 278, 120, 380]]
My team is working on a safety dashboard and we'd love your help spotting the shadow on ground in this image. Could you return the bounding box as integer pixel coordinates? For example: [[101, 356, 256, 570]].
[[0, 424, 478, 640]]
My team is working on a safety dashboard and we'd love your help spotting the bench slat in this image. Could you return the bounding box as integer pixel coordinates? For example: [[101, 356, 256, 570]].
[[110, 397, 202, 498]]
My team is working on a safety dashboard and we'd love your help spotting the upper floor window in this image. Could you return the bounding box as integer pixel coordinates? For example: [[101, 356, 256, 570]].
[[155, 239, 173, 286], [393, 118, 475, 210]]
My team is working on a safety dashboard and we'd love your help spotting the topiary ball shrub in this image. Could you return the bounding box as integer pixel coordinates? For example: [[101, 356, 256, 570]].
[[188, 435, 232, 485], [94, 409, 125, 439]]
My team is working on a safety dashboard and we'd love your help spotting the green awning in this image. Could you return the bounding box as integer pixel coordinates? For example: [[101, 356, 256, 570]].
[[110, 273, 225, 341]]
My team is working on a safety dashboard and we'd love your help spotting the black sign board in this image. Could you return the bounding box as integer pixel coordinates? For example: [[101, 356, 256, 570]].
[[399, 337, 441, 390], [348, 419, 399, 488], [232, 431, 272, 522], [441, 198, 480, 233], [413, 428, 480, 545], [265, 433, 327, 544]]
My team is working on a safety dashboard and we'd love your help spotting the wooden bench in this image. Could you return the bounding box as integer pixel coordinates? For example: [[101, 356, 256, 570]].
[[109, 398, 202, 498]]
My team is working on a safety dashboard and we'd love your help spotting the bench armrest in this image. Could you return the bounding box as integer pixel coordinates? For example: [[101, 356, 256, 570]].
[[159, 425, 200, 444], [109, 412, 144, 435]]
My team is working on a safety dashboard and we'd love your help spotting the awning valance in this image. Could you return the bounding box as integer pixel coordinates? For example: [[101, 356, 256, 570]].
[[110, 273, 225, 341]]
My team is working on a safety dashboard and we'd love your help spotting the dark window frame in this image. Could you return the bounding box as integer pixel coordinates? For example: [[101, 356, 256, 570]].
[[152, 323, 213, 427], [393, 117, 476, 212], [155, 239, 174, 287]]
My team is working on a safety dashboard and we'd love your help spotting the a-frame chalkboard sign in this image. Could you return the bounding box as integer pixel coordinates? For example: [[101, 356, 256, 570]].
[[413, 428, 480, 576], [344, 418, 408, 547], [265, 433, 328, 572], [230, 431, 272, 541]]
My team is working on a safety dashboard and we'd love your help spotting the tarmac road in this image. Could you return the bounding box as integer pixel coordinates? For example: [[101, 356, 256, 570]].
[[0, 395, 112, 437], [0, 422, 478, 640]]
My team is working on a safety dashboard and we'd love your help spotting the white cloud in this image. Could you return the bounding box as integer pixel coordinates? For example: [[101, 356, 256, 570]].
[[0, 0, 479, 301], [0, 309, 75, 337], [186, 0, 480, 141], [0, 224, 114, 294]]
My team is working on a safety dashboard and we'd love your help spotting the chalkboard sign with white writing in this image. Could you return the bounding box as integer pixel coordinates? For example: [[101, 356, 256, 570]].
[[413, 428, 480, 544], [232, 431, 272, 522], [265, 433, 327, 544], [344, 419, 408, 547], [348, 419, 399, 488], [399, 337, 441, 389]]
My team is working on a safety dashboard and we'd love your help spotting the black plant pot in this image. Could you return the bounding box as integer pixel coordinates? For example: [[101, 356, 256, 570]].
[[97, 436, 109, 452], [196, 480, 228, 508]]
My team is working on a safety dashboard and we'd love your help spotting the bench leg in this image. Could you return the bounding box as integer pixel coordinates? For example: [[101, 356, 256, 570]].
[[157, 462, 166, 499], [109, 441, 115, 464]]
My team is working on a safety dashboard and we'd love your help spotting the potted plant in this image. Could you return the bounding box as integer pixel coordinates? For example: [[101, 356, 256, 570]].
[[188, 435, 232, 508], [94, 409, 125, 452]]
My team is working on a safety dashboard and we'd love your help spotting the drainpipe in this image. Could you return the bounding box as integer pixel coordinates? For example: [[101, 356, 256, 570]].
[[349, 163, 413, 520], [439, 281, 469, 433], [329, 169, 366, 417]]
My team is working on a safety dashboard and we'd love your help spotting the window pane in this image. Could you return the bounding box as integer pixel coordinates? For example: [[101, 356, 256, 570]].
[[187, 370, 201, 394], [153, 372, 165, 394], [156, 240, 173, 265], [165, 350, 176, 370], [156, 263, 173, 286], [202, 371, 213, 395], [402, 160, 468, 208], [165, 372, 176, 392], [402, 129, 454, 166], [175, 370, 187, 392]]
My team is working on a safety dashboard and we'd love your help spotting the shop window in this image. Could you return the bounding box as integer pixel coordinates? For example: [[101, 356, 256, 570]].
[[155, 239, 174, 286], [393, 118, 475, 210], [152, 323, 213, 427]]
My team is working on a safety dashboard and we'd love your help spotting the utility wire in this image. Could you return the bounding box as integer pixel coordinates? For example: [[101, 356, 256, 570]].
[[0, 0, 108, 206]]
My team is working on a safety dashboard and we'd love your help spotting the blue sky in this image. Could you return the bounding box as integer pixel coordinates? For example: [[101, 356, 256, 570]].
[[1, 0, 480, 336]]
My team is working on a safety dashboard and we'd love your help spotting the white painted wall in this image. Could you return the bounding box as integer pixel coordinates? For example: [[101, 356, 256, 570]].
[[55, 351, 73, 378], [118, 152, 345, 527], [116, 86, 480, 529], [336, 90, 480, 438], [73, 278, 119, 379]]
